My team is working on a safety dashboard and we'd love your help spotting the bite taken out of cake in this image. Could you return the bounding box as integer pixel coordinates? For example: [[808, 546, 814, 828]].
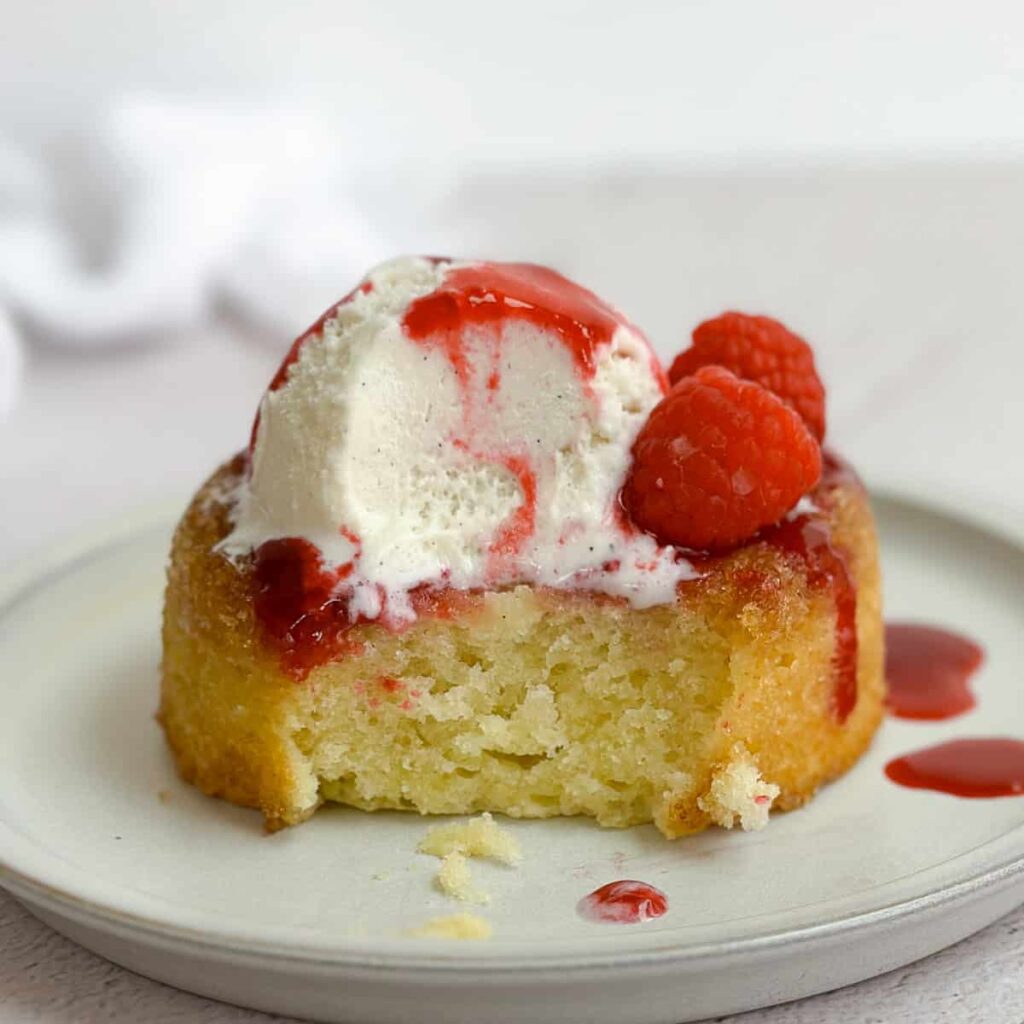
[[159, 257, 883, 838]]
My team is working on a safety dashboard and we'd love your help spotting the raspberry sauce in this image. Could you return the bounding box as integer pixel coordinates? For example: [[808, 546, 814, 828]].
[[885, 739, 1024, 797], [725, 453, 860, 723], [487, 454, 538, 573], [684, 452, 860, 722], [577, 881, 669, 924], [402, 262, 650, 386], [884, 623, 983, 720], [400, 261, 650, 568], [252, 538, 362, 679], [252, 538, 480, 680], [759, 512, 858, 722]]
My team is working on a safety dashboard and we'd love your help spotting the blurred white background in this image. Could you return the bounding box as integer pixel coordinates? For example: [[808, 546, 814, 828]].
[[4, 1, 1024, 160], [2, 3, 1024, 1021]]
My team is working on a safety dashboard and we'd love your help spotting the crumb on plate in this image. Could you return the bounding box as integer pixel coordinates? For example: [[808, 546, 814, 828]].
[[417, 812, 521, 865], [407, 912, 492, 940], [436, 851, 489, 904], [418, 812, 521, 905]]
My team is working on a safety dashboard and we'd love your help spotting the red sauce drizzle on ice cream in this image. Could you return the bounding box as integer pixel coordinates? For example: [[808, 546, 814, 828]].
[[487, 454, 538, 570], [401, 261, 645, 568], [402, 262, 644, 384], [884, 623, 983, 720], [885, 739, 1024, 797], [577, 881, 669, 924]]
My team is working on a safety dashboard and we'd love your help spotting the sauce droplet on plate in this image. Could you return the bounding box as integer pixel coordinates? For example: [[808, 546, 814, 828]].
[[885, 738, 1024, 797], [884, 623, 983, 720], [577, 880, 669, 924]]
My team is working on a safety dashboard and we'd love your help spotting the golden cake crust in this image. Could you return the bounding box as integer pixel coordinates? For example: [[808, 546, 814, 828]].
[[159, 455, 883, 837]]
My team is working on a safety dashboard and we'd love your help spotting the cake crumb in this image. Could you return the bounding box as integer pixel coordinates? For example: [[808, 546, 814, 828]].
[[418, 812, 521, 865], [407, 912, 492, 940], [157, 789, 172, 804], [418, 812, 520, 905], [371, 871, 390, 882], [436, 852, 489, 904], [698, 753, 780, 831]]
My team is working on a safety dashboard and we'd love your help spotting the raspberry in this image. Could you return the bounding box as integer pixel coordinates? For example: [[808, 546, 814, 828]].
[[622, 366, 822, 551], [668, 312, 826, 441]]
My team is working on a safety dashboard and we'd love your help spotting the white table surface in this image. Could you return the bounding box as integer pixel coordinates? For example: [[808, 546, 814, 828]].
[[2, 163, 1024, 1022]]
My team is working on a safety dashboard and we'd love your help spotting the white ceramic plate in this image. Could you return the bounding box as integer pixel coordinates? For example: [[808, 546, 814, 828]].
[[1, 493, 1023, 1024]]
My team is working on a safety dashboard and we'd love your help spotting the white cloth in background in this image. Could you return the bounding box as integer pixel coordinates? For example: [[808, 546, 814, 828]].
[[0, 96, 456, 419]]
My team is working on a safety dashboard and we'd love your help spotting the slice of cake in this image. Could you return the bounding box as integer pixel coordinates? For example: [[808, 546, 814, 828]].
[[159, 257, 883, 837]]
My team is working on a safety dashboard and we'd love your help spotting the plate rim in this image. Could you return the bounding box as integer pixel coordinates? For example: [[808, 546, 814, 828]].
[[2, 488, 1024, 973]]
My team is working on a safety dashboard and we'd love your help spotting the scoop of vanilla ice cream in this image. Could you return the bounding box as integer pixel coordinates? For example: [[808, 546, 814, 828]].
[[222, 256, 692, 620]]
